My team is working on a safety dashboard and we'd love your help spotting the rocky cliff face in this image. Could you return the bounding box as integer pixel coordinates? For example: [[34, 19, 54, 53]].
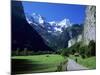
[[11, 1, 52, 51], [68, 34, 82, 47], [68, 6, 96, 47], [83, 6, 96, 45]]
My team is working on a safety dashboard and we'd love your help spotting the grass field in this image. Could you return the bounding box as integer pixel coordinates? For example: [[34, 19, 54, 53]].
[[11, 54, 66, 74], [69, 55, 96, 69]]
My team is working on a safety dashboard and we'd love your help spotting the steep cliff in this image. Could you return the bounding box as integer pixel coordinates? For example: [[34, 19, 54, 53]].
[[83, 6, 96, 45], [68, 34, 82, 47], [11, 1, 52, 51], [68, 6, 96, 47]]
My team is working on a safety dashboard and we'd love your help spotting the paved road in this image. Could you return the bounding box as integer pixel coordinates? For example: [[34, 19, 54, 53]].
[[67, 58, 88, 71]]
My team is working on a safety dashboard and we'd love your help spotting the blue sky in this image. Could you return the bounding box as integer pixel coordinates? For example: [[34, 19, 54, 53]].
[[22, 1, 86, 24]]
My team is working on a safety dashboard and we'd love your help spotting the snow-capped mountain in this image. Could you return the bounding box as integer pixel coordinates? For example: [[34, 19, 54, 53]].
[[48, 18, 72, 33], [26, 13, 72, 34], [58, 18, 71, 28], [32, 13, 45, 24], [25, 13, 83, 50], [26, 13, 45, 28]]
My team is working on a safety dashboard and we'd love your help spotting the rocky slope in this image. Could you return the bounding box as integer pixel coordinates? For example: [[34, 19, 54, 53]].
[[26, 12, 83, 50], [12, 1, 84, 51], [83, 6, 96, 45], [67, 6, 96, 47], [68, 35, 82, 47], [11, 1, 52, 51]]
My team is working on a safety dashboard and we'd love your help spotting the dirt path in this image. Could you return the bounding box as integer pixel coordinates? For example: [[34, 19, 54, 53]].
[[66, 58, 88, 71]]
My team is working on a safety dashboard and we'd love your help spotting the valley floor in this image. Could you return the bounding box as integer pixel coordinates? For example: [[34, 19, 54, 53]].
[[11, 54, 65, 74], [11, 54, 96, 74], [67, 58, 88, 71], [69, 55, 96, 69]]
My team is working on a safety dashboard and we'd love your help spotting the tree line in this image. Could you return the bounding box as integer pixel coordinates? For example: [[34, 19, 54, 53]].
[[12, 40, 96, 58], [58, 40, 96, 58]]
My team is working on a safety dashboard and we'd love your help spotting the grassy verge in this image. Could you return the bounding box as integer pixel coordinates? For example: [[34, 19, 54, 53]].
[[69, 55, 96, 69], [56, 57, 68, 71], [12, 54, 66, 74]]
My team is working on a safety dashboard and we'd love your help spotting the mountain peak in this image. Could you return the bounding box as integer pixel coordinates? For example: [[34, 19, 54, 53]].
[[31, 13, 44, 24], [48, 21, 56, 25], [58, 18, 71, 28], [25, 13, 72, 33]]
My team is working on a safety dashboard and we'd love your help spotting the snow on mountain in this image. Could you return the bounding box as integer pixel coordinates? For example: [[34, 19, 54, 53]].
[[48, 18, 72, 33], [39, 16, 44, 24], [26, 13, 72, 33], [54, 27, 62, 32], [58, 18, 71, 28], [25, 13, 82, 49], [26, 17, 32, 24], [32, 13, 44, 24], [26, 13, 45, 28], [47, 30, 52, 33], [49, 21, 57, 26]]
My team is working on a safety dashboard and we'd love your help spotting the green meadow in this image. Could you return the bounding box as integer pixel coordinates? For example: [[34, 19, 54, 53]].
[[69, 55, 96, 69], [12, 54, 66, 74]]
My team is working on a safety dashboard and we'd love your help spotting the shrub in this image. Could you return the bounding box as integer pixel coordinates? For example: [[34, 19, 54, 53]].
[[57, 63, 62, 71], [88, 40, 96, 56], [81, 54, 86, 59], [61, 48, 69, 57], [79, 45, 88, 56], [79, 40, 96, 57], [69, 42, 82, 54], [46, 55, 49, 57]]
